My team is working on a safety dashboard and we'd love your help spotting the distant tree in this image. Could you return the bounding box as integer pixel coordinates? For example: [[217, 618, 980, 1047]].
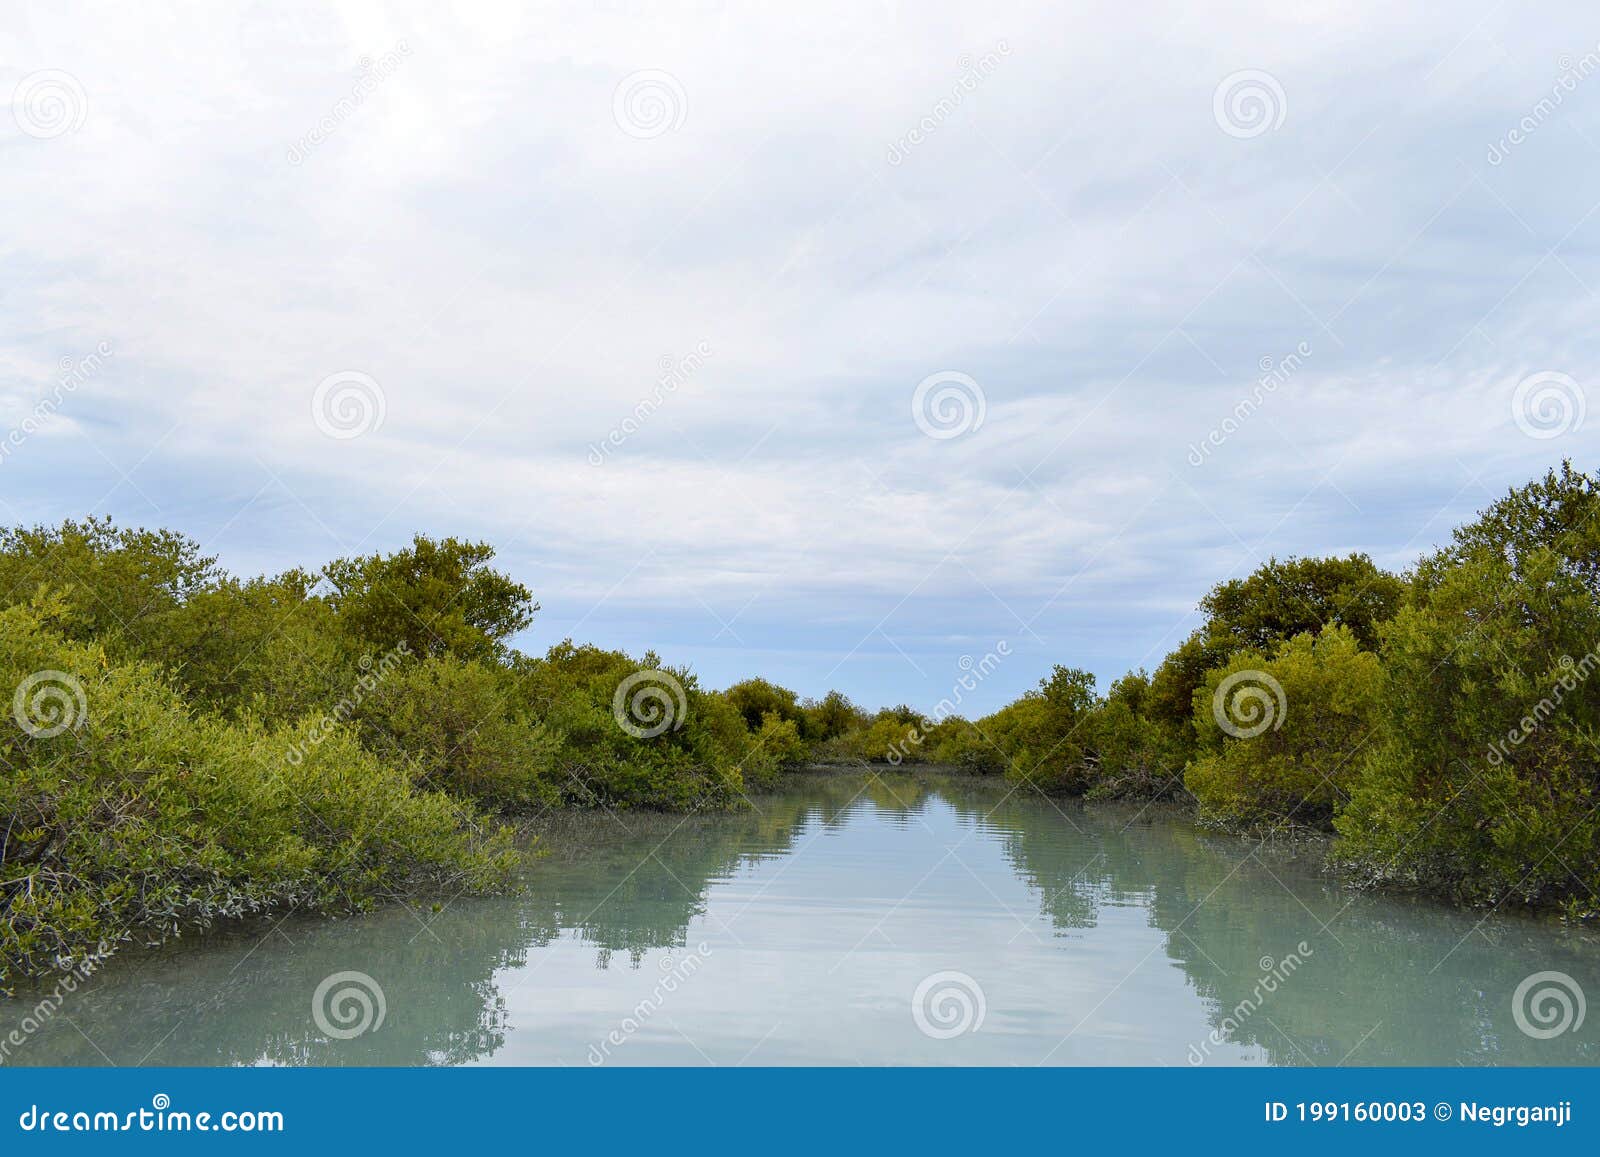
[[802, 689, 864, 741], [323, 535, 535, 661], [723, 677, 804, 734]]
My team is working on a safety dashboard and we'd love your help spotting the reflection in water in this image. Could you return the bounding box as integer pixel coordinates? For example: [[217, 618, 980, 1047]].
[[3, 771, 1595, 1066]]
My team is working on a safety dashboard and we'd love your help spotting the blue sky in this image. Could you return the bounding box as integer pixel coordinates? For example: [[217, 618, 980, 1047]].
[[2, 2, 1597, 715]]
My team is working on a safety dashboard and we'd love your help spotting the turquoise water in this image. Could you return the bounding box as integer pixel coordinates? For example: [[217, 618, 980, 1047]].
[[3, 770, 1595, 1066]]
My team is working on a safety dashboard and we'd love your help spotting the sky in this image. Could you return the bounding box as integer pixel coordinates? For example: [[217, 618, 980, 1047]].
[[2, 1, 1597, 716]]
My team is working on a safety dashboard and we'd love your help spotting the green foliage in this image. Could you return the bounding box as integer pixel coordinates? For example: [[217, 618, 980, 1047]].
[[0, 517, 217, 652], [323, 535, 537, 661], [751, 711, 810, 778], [1144, 554, 1406, 747], [1200, 554, 1407, 654], [723, 677, 805, 735], [1337, 464, 1600, 911], [855, 712, 926, 764], [136, 571, 351, 721], [1084, 672, 1189, 800], [0, 606, 516, 995], [355, 654, 564, 811], [989, 666, 1098, 792], [928, 718, 1005, 774], [3, 458, 1594, 993], [1187, 627, 1381, 830], [802, 690, 866, 742], [512, 641, 746, 810]]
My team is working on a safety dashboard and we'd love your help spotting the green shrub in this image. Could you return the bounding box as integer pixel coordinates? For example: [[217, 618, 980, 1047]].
[[513, 642, 746, 810], [0, 607, 516, 994], [1084, 673, 1189, 800], [1337, 464, 1600, 911], [989, 666, 1098, 792], [1186, 626, 1381, 830], [355, 654, 563, 811]]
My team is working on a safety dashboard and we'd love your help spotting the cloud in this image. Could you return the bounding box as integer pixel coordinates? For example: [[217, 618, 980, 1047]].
[[2, 1, 1597, 712]]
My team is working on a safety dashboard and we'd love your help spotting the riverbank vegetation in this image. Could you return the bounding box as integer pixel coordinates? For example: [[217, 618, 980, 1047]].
[[837, 463, 1600, 919], [3, 462, 1595, 989]]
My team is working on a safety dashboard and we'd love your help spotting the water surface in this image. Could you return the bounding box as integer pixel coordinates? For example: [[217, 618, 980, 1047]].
[[4, 770, 1596, 1066]]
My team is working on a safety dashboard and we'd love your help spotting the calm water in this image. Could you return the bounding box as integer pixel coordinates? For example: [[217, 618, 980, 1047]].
[[4, 770, 1596, 1066]]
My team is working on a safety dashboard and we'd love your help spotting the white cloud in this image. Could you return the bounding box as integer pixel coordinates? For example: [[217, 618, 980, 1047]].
[[2, 0, 1597, 711]]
